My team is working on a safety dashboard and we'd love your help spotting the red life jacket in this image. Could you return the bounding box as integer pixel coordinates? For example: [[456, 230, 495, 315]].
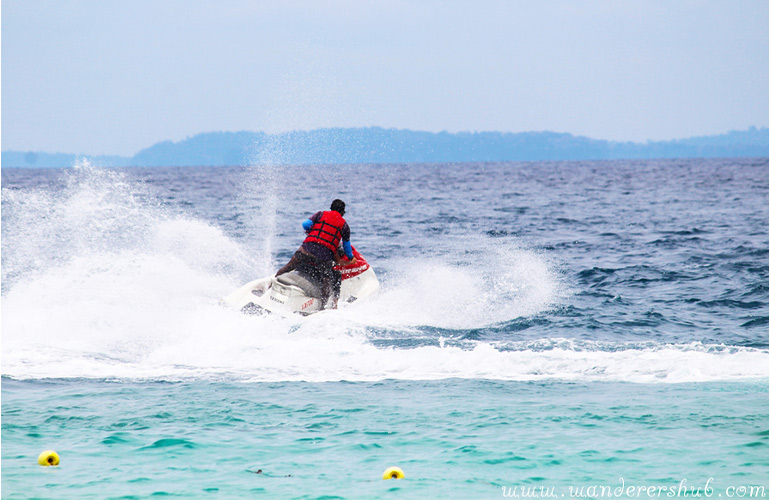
[[303, 210, 346, 253]]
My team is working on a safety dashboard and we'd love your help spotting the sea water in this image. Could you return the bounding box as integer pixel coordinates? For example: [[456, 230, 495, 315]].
[[1, 159, 767, 499]]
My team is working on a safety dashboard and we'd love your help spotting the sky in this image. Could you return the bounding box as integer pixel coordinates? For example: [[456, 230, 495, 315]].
[[2, 0, 768, 156]]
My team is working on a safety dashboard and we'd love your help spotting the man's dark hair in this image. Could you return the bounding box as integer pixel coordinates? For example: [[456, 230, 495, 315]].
[[331, 199, 346, 215]]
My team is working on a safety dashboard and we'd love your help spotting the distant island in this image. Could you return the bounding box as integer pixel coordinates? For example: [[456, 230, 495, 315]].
[[2, 126, 768, 168]]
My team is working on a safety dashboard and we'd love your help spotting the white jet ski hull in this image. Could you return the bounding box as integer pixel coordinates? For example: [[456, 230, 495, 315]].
[[222, 248, 379, 317]]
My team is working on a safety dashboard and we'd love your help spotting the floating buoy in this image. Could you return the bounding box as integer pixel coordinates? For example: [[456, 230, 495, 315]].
[[382, 466, 404, 480], [38, 450, 60, 467]]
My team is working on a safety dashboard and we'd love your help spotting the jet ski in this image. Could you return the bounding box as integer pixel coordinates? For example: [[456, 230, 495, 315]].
[[222, 246, 380, 317]]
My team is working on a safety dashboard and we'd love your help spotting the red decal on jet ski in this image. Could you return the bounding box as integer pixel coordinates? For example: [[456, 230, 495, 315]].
[[335, 247, 371, 279]]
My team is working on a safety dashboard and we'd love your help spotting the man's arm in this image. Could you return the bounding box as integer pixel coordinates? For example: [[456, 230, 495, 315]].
[[341, 223, 354, 260], [303, 212, 323, 232], [342, 240, 353, 259]]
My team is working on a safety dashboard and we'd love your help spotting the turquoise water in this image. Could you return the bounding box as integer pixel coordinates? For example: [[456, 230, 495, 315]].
[[2, 378, 767, 499]]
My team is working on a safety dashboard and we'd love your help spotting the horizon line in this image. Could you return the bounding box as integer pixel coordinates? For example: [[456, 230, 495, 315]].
[[2, 125, 767, 157]]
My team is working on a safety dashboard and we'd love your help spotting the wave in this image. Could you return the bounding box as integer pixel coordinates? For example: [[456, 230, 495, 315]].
[[2, 318, 767, 383]]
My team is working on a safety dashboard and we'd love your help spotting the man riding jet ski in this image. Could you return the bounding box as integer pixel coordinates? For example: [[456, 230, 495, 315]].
[[277, 199, 354, 309], [222, 200, 380, 316]]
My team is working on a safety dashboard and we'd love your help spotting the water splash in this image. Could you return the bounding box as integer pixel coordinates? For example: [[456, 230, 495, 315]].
[[238, 136, 285, 276]]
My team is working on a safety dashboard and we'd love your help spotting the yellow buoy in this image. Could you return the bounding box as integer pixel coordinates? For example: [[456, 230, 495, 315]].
[[382, 466, 404, 480], [37, 450, 60, 467]]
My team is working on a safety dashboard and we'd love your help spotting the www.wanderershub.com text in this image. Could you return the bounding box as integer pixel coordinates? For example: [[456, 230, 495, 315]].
[[502, 478, 767, 498]]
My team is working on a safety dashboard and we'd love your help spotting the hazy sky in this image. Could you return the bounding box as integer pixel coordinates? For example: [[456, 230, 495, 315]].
[[2, 0, 768, 156]]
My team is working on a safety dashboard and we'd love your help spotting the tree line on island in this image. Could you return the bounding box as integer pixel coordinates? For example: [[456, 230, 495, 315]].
[[3, 126, 768, 168]]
